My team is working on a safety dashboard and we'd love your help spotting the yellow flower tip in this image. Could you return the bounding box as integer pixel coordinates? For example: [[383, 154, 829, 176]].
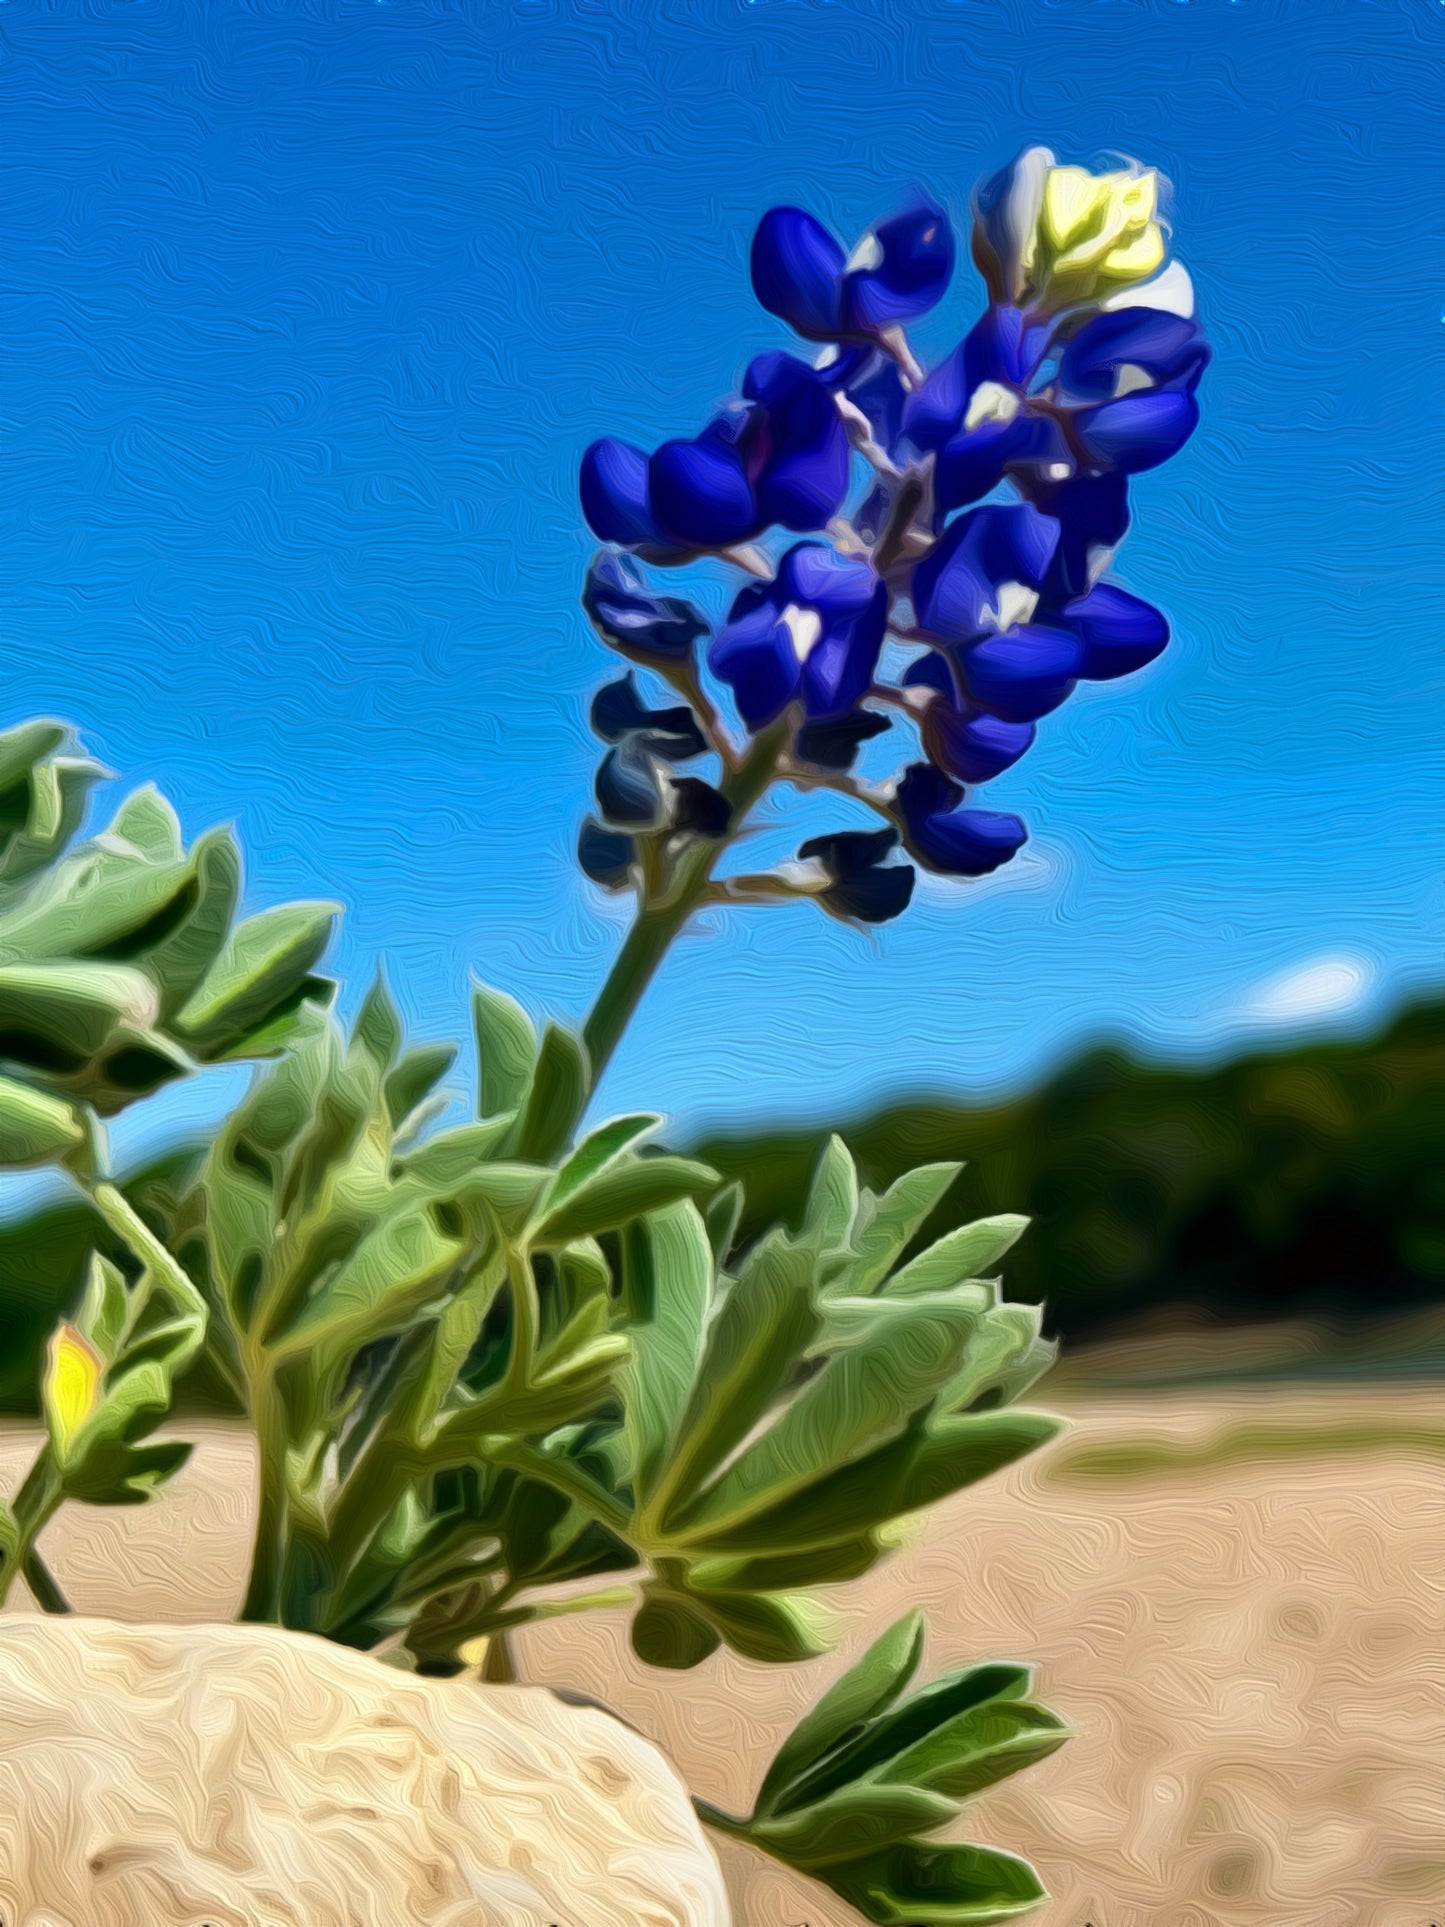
[[44, 1322, 103, 1462], [457, 1635, 490, 1672], [1035, 163, 1167, 304]]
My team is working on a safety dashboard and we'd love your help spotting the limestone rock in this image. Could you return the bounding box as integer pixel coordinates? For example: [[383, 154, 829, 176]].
[[0, 1614, 730, 1927]]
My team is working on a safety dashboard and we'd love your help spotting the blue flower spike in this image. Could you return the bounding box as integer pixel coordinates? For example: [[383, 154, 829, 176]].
[[577, 149, 1208, 923]]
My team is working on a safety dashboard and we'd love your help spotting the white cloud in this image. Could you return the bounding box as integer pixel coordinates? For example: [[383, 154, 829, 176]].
[[1237, 952, 1376, 1023]]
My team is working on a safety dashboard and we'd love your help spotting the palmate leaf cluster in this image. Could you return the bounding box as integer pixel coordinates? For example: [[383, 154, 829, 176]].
[[0, 718, 336, 1161], [0, 721, 1071, 1926]]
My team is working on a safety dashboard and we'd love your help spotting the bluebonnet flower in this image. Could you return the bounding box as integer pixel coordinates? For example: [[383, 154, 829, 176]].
[[580, 352, 852, 556], [796, 828, 915, 924], [751, 202, 954, 345], [894, 763, 1028, 878], [590, 672, 708, 762], [577, 819, 636, 890], [909, 502, 1169, 726], [583, 555, 709, 664], [709, 542, 887, 730]]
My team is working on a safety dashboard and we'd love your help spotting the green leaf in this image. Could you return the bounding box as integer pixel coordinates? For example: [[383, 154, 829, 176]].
[[777, 1663, 1032, 1816], [508, 1022, 588, 1165], [144, 829, 243, 1014], [472, 981, 537, 1120], [703, 1180, 744, 1269], [0, 719, 67, 796], [940, 1307, 1057, 1415], [106, 784, 184, 862], [686, 1586, 834, 1665], [540, 1113, 660, 1218], [59, 1436, 195, 1507], [690, 1535, 884, 1597], [751, 1784, 957, 1869], [75, 1251, 131, 1360], [649, 1230, 820, 1533], [898, 1410, 1064, 1513], [620, 1202, 714, 1499], [175, 901, 338, 1050], [454, 1162, 554, 1241], [0, 1073, 85, 1167], [880, 1698, 1070, 1801], [273, 1202, 464, 1360], [755, 1612, 926, 1817], [632, 1593, 721, 1670], [884, 1217, 1029, 1298], [384, 1042, 459, 1128], [354, 971, 402, 1071], [803, 1136, 859, 1253], [828, 1840, 1048, 1926], [0, 961, 158, 1059], [531, 1152, 717, 1247], [845, 1163, 963, 1296], [668, 1290, 984, 1544], [392, 1116, 516, 1190]]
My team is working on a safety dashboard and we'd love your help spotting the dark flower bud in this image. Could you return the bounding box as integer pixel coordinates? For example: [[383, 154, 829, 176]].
[[798, 827, 915, 925], [590, 673, 709, 762], [595, 741, 665, 828], [795, 711, 892, 773], [578, 818, 636, 890], [670, 778, 733, 840], [582, 553, 708, 664]]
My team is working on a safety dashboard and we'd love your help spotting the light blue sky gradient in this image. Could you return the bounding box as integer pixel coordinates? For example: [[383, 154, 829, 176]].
[[2, 0, 1440, 1180]]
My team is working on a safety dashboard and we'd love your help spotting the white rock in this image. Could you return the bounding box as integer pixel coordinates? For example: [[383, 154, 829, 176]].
[[0, 1615, 731, 1927]]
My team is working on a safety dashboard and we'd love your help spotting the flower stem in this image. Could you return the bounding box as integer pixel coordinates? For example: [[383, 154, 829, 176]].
[[581, 717, 789, 1095]]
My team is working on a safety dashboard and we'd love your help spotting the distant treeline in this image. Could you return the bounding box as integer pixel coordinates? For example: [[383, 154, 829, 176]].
[[693, 997, 1445, 1344], [1, 997, 1442, 1411]]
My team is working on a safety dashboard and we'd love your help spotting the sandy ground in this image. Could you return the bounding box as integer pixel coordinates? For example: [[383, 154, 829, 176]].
[[3, 1388, 1443, 1927]]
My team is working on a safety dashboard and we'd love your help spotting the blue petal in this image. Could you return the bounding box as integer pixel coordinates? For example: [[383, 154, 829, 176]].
[[582, 554, 709, 664], [901, 651, 959, 700], [842, 203, 954, 333], [911, 503, 1061, 644], [965, 305, 1051, 391], [798, 826, 913, 920], [1075, 391, 1200, 474], [590, 672, 709, 760], [801, 584, 887, 719], [959, 622, 1084, 722], [1024, 473, 1131, 601], [751, 207, 847, 341], [580, 439, 663, 547], [843, 350, 909, 456], [901, 339, 970, 454], [896, 763, 1027, 877], [742, 355, 852, 533], [709, 592, 801, 730], [924, 704, 1036, 783], [1060, 310, 1210, 401], [934, 414, 1054, 516], [782, 542, 881, 622], [649, 425, 760, 548], [1057, 583, 1170, 679]]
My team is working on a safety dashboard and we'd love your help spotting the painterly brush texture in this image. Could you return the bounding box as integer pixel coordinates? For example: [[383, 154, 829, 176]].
[[2, 0, 1440, 1153], [0, 1614, 728, 1923]]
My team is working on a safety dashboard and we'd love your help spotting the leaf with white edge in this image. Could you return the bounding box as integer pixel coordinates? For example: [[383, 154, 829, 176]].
[[531, 1152, 717, 1247], [650, 1230, 820, 1532], [175, 901, 338, 1049], [668, 1290, 984, 1543], [620, 1202, 714, 1499], [844, 1163, 963, 1296], [883, 1216, 1029, 1298], [0, 1073, 85, 1167], [803, 1135, 860, 1253], [540, 1113, 660, 1219], [392, 1116, 516, 1190], [703, 1180, 744, 1268], [472, 981, 536, 1120]]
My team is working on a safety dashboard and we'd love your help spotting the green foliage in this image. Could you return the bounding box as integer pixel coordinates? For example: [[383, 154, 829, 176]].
[[0, 719, 336, 1134], [704, 1612, 1067, 1923]]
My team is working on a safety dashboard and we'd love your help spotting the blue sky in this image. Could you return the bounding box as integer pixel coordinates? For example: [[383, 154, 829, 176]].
[[2, 0, 1441, 1181]]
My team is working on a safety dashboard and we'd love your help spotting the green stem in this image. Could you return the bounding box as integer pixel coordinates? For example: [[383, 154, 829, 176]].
[[581, 718, 788, 1094], [0, 1447, 64, 1611], [89, 1181, 206, 1322], [22, 1548, 72, 1614], [240, 1371, 288, 1623]]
